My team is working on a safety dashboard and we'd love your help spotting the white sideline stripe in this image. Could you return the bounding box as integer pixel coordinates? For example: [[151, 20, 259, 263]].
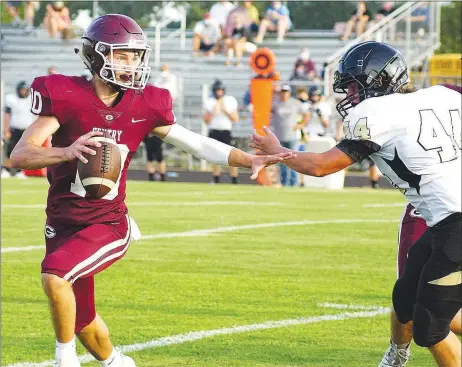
[[1, 201, 281, 209], [1, 219, 399, 253], [81, 177, 115, 189], [139, 219, 399, 240], [363, 203, 405, 208], [318, 303, 387, 310], [4, 307, 390, 367]]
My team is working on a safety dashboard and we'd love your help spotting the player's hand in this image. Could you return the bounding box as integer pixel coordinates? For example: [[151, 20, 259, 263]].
[[64, 131, 103, 164], [3, 130, 11, 140], [250, 152, 297, 180], [249, 126, 283, 154]]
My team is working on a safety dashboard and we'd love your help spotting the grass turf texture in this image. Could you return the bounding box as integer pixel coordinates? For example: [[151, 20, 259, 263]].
[[1, 178, 436, 366]]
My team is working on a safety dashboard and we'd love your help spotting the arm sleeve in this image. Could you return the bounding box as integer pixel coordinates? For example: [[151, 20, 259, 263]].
[[336, 139, 380, 162], [163, 123, 233, 166], [30, 77, 54, 116]]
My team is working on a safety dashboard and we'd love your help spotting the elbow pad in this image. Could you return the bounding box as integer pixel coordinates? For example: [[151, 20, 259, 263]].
[[163, 124, 233, 166]]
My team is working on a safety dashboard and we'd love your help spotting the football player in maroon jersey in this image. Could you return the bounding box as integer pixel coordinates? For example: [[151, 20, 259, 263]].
[[10, 14, 294, 367]]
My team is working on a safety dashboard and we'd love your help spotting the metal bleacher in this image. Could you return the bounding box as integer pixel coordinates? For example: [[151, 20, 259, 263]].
[[0, 27, 341, 138]]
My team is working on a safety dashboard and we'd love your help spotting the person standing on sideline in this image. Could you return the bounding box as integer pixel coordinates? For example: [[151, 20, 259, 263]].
[[2, 80, 35, 178], [203, 80, 239, 184], [144, 64, 179, 181], [270, 84, 310, 186]]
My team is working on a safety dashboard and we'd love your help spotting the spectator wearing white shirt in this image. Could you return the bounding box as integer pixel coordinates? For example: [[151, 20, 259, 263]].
[[210, 0, 236, 29], [305, 85, 331, 137], [153, 64, 178, 103], [202, 80, 239, 184], [2, 80, 35, 178], [193, 13, 222, 57]]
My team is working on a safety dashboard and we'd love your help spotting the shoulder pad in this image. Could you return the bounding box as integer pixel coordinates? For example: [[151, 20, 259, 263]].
[[343, 98, 392, 147], [30, 74, 78, 116], [143, 84, 172, 110], [143, 85, 176, 127]]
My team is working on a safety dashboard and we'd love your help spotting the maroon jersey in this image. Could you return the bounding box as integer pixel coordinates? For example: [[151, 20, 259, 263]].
[[397, 203, 428, 277], [30, 74, 175, 225]]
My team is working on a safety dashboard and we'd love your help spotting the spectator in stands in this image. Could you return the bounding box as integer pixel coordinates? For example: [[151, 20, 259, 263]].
[[153, 64, 178, 103], [224, 15, 248, 67], [2, 81, 35, 178], [410, 2, 429, 38], [6, 1, 38, 30], [289, 48, 317, 81], [270, 84, 310, 187], [203, 80, 239, 184], [43, 1, 70, 39], [305, 85, 331, 138], [374, 1, 397, 22], [341, 1, 371, 41], [254, 1, 292, 44], [47, 66, 57, 75], [193, 13, 222, 57], [210, 0, 236, 30], [244, 1, 260, 34]]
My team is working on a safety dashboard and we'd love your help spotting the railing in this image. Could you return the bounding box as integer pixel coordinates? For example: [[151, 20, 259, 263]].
[[323, 1, 441, 96], [153, 8, 187, 68]]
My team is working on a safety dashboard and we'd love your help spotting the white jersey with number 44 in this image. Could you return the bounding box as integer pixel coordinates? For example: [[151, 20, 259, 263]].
[[343, 85, 461, 226]]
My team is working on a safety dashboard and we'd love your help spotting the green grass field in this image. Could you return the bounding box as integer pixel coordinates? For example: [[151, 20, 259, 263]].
[[1, 178, 436, 366]]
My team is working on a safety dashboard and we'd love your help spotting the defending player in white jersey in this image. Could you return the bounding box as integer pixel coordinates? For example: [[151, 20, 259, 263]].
[[250, 41, 461, 367]]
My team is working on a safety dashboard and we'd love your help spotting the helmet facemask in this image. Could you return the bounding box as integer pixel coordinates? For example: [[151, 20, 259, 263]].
[[94, 40, 151, 90]]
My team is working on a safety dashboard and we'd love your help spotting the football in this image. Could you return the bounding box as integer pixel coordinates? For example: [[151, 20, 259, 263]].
[[77, 135, 121, 199]]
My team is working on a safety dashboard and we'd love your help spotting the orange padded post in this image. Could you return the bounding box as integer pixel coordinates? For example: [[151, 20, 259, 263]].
[[249, 48, 276, 185]]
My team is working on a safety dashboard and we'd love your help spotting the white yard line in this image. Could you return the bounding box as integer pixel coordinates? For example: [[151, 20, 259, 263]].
[[318, 303, 386, 310], [363, 203, 405, 208], [1, 219, 399, 253], [2, 201, 282, 209], [4, 305, 390, 367]]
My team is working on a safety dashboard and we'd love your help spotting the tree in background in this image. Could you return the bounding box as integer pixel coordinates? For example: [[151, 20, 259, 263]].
[[437, 0, 462, 54]]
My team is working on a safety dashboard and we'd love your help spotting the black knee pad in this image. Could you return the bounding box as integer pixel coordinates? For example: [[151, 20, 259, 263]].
[[413, 302, 451, 347], [392, 277, 415, 324]]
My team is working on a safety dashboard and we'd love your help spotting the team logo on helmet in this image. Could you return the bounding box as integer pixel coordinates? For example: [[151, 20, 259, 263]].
[[45, 225, 56, 239]]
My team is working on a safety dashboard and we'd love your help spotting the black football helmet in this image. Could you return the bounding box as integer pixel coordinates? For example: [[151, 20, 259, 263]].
[[333, 41, 410, 118], [212, 79, 225, 98], [16, 80, 30, 98], [308, 85, 322, 101]]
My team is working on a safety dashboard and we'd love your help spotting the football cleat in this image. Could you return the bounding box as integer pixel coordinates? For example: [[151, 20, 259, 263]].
[[53, 354, 81, 367], [121, 354, 136, 367], [378, 341, 411, 367]]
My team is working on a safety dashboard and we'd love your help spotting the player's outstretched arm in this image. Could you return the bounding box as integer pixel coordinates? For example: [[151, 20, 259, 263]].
[[152, 124, 296, 179], [250, 126, 355, 177], [10, 116, 103, 169]]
